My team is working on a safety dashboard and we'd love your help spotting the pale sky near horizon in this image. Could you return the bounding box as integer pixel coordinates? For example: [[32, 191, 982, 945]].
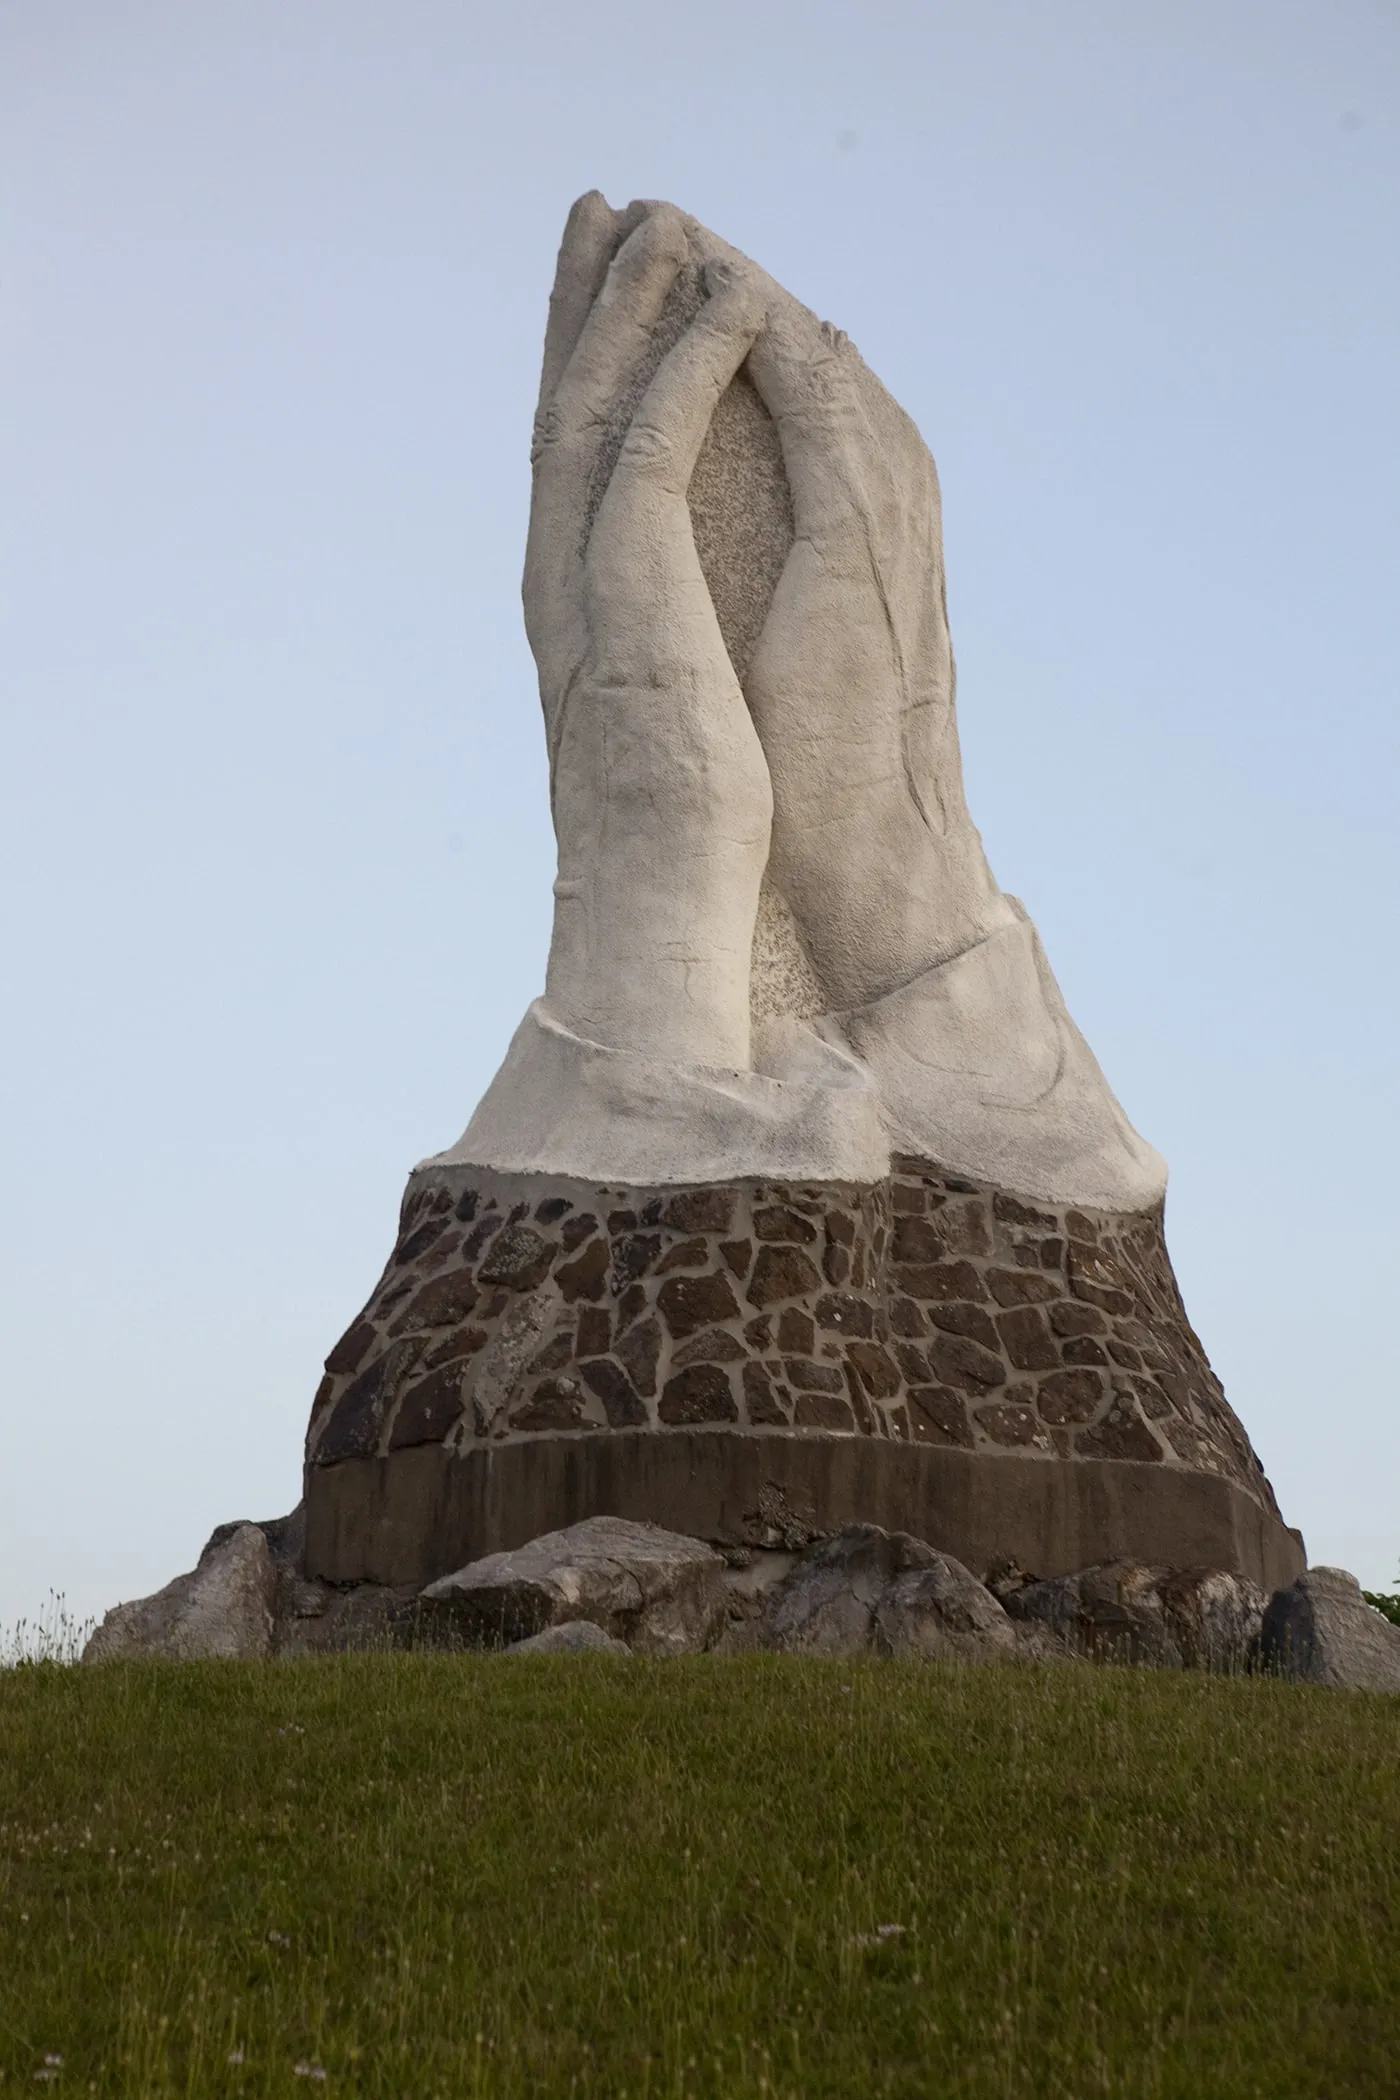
[[2, 0, 1397, 1631]]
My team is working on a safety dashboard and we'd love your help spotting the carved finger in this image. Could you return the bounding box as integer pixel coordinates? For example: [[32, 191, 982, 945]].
[[543, 206, 688, 460], [536, 190, 622, 417], [604, 261, 765, 506], [526, 205, 688, 719], [745, 299, 875, 542]]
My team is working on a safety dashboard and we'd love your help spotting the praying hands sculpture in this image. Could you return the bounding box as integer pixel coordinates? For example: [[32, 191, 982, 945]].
[[445, 194, 1162, 1212], [304, 195, 1298, 1602]]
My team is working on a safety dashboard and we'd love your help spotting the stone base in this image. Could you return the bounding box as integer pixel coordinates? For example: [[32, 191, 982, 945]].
[[304, 1157, 1301, 1594]]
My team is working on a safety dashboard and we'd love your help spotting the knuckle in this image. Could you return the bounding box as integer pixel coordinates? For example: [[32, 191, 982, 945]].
[[617, 421, 673, 472], [530, 403, 566, 463], [531, 406, 593, 474]]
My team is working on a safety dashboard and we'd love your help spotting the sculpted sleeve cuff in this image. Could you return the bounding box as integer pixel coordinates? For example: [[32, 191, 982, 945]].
[[826, 905, 1167, 1211], [428, 997, 888, 1186], [431, 901, 1164, 1213]]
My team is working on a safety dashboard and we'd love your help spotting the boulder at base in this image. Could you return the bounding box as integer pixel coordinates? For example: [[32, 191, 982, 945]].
[[764, 1525, 1015, 1660], [416, 1515, 727, 1654], [506, 1620, 631, 1656], [1259, 1567, 1400, 1692], [873, 1560, 1017, 1662], [83, 1524, 275, 1662], [1001, 1561, 1266, 1670]]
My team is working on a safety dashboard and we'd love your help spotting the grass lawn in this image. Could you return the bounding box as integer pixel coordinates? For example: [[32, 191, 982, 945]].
[[1, 1655, 1397, 2097]]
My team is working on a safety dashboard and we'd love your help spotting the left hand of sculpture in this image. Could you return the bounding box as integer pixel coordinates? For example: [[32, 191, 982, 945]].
[[524, 197, 772, 1071]]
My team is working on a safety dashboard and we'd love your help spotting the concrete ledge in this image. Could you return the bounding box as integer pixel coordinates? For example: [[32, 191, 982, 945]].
[[304, 1432, 1305, 1595]]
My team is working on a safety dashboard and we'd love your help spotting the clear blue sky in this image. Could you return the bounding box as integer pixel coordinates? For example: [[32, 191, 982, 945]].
[[2, 0, 1396, 1628]]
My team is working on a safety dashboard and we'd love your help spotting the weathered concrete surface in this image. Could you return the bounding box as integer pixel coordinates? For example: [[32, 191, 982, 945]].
[[1259, 1567, 1400, 1691], [84, 1523, 275, 1662], [415, 1515, 727, 1655], [305, 1432, 1304, 1599]]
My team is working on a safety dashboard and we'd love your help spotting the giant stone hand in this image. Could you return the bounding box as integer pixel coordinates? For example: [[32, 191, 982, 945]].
[[450, 195, 1163, 1212]]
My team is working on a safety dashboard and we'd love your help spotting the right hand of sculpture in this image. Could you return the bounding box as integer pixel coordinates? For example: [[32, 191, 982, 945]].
[[524, 198, 772, 1070], [686, 223, 1017, 1012]]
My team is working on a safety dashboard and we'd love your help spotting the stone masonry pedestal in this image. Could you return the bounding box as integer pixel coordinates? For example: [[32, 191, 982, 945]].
[[303, 1158, 1303, 1593]]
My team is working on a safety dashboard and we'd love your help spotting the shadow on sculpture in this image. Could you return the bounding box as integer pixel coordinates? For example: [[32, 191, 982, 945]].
[[302, 194, 1303, 1596]]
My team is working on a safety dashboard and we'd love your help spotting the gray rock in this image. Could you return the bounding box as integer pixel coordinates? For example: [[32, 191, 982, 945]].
[[1003, 1561, 1266, 1670], [984, 1557, 1036, 1604], [470, 1290, 558, 1437], [206, 1502, 305, 1570], [765, 1525, 939, 1655], [1259, 1567, 1400, 1692], [1003, 1562, 1166, 1665], [83, 1523, 275, 1662], [416, 1515, 727, 1654], [1008, 1620, 1084, 1666], [274, 1581, 411, 1656], [194, 1504, 423, 1657], [506, 1620, 630, 1656], [1156, 1566, 1268, 1671], [717, 1547, 798, 1643], [762, 1526, 1020, 1661], [873, 1558, 1016, 1661]]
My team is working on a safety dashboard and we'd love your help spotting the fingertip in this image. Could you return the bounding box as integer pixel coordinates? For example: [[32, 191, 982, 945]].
[[746, 300, 813, 394], [602, 204, 687, 309], [616, 198, 653, 240], [556, 190, 620, 270], [635, 201, 689, 266], [622, 196, 680, 225], [539, 192, 625, 407]]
